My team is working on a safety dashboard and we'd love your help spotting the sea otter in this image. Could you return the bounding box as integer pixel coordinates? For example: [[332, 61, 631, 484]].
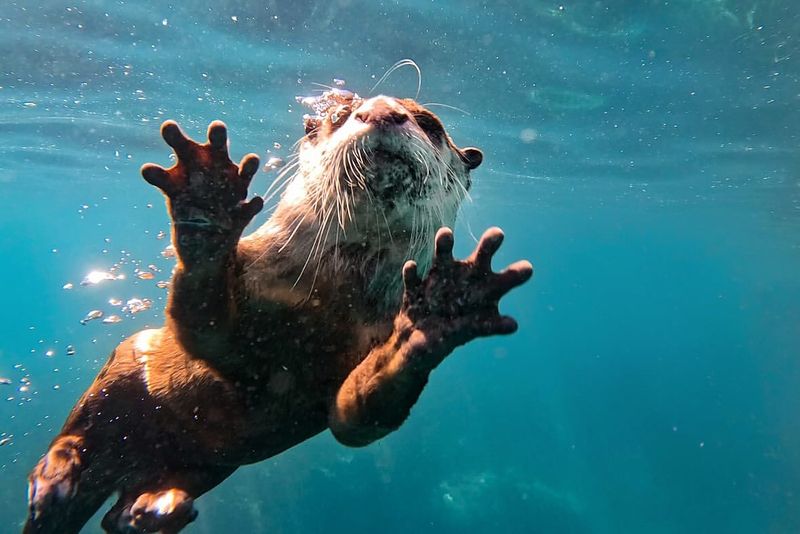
[[24, 90, 533, 533]]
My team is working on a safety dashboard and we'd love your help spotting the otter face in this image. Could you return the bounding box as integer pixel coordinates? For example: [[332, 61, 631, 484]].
[[291, 94, 482, 235], [264, 92, 483, 301]]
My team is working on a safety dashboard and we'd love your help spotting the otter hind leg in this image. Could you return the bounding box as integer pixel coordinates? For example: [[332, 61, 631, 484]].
[[101, 466, 234, 534], [25, 435, 112, 534], [102, 488, 197, 534]]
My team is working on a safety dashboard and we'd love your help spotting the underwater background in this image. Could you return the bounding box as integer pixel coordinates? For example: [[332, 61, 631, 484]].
[[1, 0, 798, 532]]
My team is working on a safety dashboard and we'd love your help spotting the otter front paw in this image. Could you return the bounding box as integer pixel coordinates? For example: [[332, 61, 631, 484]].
[[400, 227, 533, 368], [141, 121, 263, 266]]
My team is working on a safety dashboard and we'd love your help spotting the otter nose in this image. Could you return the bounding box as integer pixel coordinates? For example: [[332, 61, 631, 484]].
[[354, 100, 408, 126]]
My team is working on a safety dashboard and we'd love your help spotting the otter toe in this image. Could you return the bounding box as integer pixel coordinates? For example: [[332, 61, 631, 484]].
[[128, 489, 198, 533]]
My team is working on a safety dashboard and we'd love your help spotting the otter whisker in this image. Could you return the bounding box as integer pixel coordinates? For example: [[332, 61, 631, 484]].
[[420, 102, 471, 116], [277, 210, 310, 254], [263, 160, 301, 204], [305, 208, 339, 299], [293, 200, 335, 289], [370, 58, 422, 100]]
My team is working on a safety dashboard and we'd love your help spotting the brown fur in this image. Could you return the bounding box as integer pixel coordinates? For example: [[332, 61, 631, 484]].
[[24, 96, 531, 533]]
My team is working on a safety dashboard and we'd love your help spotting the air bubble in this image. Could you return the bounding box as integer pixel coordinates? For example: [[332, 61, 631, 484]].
[[80, 310, 104, 325]]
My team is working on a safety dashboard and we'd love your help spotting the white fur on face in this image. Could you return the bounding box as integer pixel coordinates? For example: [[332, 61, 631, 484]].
[[248, 96, 472, 306]]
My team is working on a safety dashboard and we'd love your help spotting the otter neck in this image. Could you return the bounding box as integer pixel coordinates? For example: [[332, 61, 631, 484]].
[[246, 197, 428, 317]]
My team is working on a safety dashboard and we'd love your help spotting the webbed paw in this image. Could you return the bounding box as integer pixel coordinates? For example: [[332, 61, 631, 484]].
[[107, 489, 197, 534], [27, 435, 83, 520], [400, 227, 532, 364], [142, 121, 263, 265]]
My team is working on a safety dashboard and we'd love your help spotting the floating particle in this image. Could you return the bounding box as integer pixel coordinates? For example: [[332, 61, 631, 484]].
[[148, 264, 159, 272], [102, 315, 122, 324], [136, 271, 155, 280], [156, 230, 166, 240], [104, 237, 111, 243], [80, 310, 104, 325], [109, 298, 123, 306], [53, 384, 60, 390], [0, 437, 11, 446], [273, 142, 281, 150], [19, 385, 28, 393], [156, 280, 170, 289], [161, 245, 176, 258], [63, 283, 74, 290], [333, 78, 346, 87], [264, 157, 284, 172], [23, 102, 37, 108], [0, 378, 11, 385], [45, 349, 55, 358], [125, 298, 153, 314], [231, 15, 238, 22], [66, 345, 76, 356], [81, 270, 119, 286], [519, 128, 539, 143], [161, 18, 168, 26]]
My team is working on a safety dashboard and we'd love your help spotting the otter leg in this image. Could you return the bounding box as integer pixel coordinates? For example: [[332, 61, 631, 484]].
[[141, 121, 262, 360], [330, 227, 533, 447], [101, 466, 234, 534], [25, 435, 113, 534]]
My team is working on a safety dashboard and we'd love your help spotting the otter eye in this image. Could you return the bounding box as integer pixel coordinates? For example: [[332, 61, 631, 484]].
[[329, 105, 351, 126], [304, 116, 321, 136], [413, 113, 445, 143]]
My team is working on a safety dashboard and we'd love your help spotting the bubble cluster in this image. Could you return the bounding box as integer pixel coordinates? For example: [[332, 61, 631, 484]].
[[296, 80, 361, 126]]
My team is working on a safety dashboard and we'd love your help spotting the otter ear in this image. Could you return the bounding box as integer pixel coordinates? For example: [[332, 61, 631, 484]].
[[461, 147, 483, 170]]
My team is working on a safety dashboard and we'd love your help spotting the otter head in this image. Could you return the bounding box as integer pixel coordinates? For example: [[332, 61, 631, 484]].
[[263, 91, 482, 306]]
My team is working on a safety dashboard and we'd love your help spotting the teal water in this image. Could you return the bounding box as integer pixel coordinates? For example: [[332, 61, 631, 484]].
[[1, 1, 799, 532]]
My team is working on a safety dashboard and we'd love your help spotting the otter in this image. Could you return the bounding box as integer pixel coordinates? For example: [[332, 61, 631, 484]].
[[24, 91, 533, 533]]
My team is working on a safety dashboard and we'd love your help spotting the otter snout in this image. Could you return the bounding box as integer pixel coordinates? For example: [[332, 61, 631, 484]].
[[354, 97, 409, 128]]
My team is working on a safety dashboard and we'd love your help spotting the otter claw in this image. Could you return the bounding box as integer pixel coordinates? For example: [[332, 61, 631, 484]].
[[471, 226, 505, 271], [141, 164, 171, 191], [207, 120, 228, 149], [434, 227, 455, 261], [161, 120, 192, 158]]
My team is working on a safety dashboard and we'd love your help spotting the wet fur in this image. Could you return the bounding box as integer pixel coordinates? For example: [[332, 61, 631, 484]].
[[24, 96, 486, 533]]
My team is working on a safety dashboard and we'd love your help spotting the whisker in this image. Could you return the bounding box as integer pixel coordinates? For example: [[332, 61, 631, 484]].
[[370, 58, 422, 100], [421, 102, 471, 116]]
